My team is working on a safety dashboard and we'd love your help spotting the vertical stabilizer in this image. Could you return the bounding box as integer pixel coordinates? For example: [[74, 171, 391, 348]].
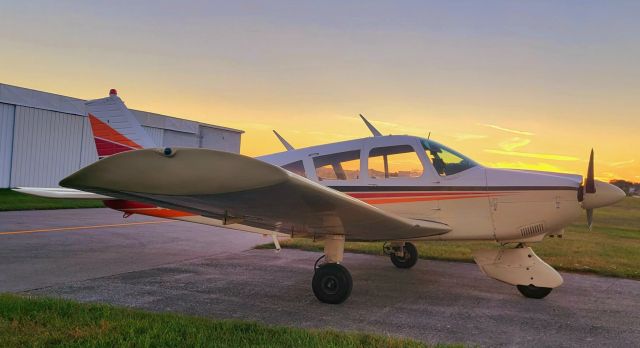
[[86, 89, 156, 158]]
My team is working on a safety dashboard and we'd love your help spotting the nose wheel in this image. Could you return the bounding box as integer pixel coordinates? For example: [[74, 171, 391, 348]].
[[387, 242, 419, 269], [517, 284, 553, 299]]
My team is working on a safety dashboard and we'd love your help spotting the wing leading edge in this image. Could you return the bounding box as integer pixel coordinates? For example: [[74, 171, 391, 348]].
[[60, 148, 450, 241], [12, 187, 111, 199]]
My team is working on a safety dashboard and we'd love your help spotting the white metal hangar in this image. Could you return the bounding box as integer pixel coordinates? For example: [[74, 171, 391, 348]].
[[0, 83, 244, 188]]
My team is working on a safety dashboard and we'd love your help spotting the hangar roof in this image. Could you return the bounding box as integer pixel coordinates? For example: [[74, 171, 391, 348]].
[[0, 83, 243, 134]]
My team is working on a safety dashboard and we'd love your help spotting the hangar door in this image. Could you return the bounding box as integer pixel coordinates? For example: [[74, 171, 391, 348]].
[[0, 103, 15, 187], [10, 106, 85, 187]]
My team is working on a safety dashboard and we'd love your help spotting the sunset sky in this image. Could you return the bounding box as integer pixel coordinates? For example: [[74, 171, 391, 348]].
[[1, 1, 638, 181]]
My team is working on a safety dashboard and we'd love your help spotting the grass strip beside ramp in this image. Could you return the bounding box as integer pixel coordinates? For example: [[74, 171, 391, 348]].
[[0, 294, 457, 348], [0, 189, 104, 211]]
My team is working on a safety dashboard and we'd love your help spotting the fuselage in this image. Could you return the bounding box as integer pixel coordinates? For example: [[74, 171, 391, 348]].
[[258, 135, 584, 242]]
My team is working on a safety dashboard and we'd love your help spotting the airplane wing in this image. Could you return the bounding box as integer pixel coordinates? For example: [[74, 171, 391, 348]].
[[12, 187, 111, 199], [59, 148, 451, 241]]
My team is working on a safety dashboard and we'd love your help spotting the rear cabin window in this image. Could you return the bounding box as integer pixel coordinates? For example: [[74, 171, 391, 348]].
[[368, 145, 424, 179], [313, 150, 360, 181], [281, 160, 307, 178]]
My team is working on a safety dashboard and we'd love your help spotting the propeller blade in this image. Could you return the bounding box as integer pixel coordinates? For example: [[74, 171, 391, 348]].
[[585, 149, 596, 194], [585, 150, 595, 230]]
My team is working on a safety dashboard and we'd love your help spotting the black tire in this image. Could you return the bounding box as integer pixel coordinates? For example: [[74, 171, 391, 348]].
[[517, 284, 553, 299], [390, 242, 418, 269], [312, 263, 353, 304]]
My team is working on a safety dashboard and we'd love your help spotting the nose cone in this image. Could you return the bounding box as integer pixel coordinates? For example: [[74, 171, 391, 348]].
[[582, 180, 626, 209]]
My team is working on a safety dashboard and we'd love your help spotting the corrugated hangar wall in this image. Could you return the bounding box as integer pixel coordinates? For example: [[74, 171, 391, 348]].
[[10, 106, 89, 187], [0, 103, 16, 187], [0, 85, 244, 188]]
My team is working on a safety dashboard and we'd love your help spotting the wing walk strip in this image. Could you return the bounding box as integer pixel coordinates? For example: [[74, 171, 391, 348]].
[[0, 221, 174, 236]]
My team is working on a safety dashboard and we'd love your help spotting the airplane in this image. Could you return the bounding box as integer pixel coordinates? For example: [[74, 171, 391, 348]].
[[16, 89, 626, 304]]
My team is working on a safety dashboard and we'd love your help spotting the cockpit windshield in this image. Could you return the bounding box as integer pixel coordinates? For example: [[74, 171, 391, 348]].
[[420, 138, 478, 176]]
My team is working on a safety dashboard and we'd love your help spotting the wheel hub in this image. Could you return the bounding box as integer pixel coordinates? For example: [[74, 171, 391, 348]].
[[321, 275, 339, 294]]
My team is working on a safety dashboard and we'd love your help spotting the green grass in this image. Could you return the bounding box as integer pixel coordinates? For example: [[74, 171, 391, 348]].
[[0, 294, 456, 348], [0, 189, 104, 211], [260, 198, 640, 280]]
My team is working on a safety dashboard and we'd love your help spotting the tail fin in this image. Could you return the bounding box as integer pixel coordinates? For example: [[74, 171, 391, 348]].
[[86, 89, 156, 159]]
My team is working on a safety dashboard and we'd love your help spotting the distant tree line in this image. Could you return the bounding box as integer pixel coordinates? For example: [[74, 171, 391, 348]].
[[610, 179, 640, 196]]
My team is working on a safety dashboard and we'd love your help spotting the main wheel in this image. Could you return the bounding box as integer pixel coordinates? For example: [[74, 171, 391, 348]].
[[390, 242, 418, 269], [312, 263, 353, 304], [517, 284, 553, 299]]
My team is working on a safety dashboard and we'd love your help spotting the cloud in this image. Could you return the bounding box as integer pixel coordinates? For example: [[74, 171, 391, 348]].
[[481, 123, 535, 136], [498, 137, 531, 151], [233, 122, 273, 130], [608, 159, 635, 168], [338, 116, 428, 135], [307, 130, 356, 140], [452, 133, 488, 141], [599, 172, 618, 180], [484, 149, 580, 161], [488, 161, 566, 173]]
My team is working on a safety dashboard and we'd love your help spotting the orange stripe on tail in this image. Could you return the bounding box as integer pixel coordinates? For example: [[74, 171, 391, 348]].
[[88, 114, 142, 158]]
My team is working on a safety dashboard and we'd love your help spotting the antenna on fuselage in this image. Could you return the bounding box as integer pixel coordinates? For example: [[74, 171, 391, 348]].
[[424, 131, 432, 150], [359, 114, 382, 137], [272, 130, 295, 151]]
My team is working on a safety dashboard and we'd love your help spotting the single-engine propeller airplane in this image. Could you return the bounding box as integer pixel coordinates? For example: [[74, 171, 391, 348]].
[[16, 90, 626, 304]]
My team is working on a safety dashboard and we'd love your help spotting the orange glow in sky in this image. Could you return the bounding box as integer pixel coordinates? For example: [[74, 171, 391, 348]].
[[1, 1, 638, 181]]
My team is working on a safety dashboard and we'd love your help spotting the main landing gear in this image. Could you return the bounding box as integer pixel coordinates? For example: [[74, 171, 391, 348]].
[[384, 241, 419, 269], [312, 235, 353, 304], [311, 238, 421, 304], [312, 262, 352, 304]]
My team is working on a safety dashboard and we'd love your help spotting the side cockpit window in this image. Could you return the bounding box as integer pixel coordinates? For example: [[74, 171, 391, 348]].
[[368, 145, 423, 179], [422, 139, 477, 176], [313, 150, 360, 181], [281, 160, 307, 178]]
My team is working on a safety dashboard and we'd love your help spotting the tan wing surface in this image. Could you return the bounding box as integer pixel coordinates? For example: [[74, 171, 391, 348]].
[[60, 148, 450, 241]]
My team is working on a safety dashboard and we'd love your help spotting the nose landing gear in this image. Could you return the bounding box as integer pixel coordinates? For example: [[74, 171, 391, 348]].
[[473, 244, 562, 300], [516, 284, 553, 299]]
